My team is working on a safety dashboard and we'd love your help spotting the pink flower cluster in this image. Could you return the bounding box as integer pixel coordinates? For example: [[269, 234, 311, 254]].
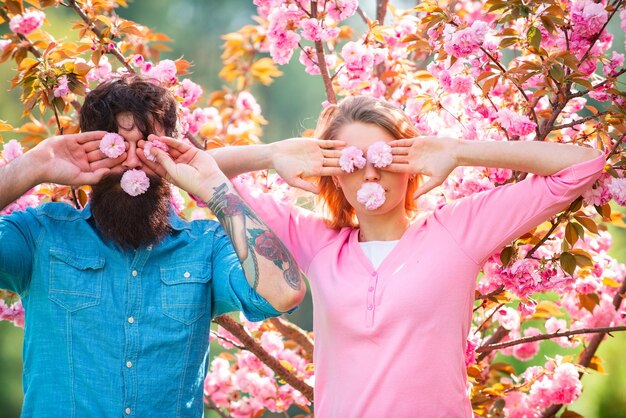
[[497, 108, 536, 136], [2, 139, 24, 163], [142, 59, 178, 84], [99, 133, 126, 159], [175, 79, 203, 107], [356, 182, 386, 210], [9, 9, 45, 35], [442, 20, 489, 58], [571, 0, 608, 39], [339, 146, 366, 173], [204, 316, 312, 415], [0, 299, 24, 328], [53, 75, 71, 98], [529, 361, 582, 407], [366, 141, 392, 168], [120, 169, 150, 196]]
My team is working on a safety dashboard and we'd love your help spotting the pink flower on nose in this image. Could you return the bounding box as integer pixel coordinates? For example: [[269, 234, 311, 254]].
[[339, 146, 366, 173], [121, 169, 150, 196], [357, 182, 386, 210], [99, 132, 125, 159], [366, 141, 393, 168]]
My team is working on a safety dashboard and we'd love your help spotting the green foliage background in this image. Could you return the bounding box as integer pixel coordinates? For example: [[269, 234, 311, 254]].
[[0, 1, 624, 417]]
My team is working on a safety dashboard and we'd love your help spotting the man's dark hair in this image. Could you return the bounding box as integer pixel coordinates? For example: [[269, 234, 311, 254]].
[[79, 75, 178, 137]]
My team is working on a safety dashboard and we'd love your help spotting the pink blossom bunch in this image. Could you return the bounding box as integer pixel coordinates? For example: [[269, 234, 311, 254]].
[[497, 108, 536, 136], [53, 75, 71, 98], [340, 41, 375, 80], [356, 182, 386, 210], [120, 169, 150, 196], [266, 5, 304, 65], [144, 138, 169, 162], [175, 79, 203, 107], [544, 317, 579, 348], [604, 51, 625, 76], [582, 172, 612, 206], [0, 299, 24, 328], [86, 55, 113, 82], [326, 0, 358, 21], [2, 139, 24, 162], [0, 193, 41, 216], [442, 20, 489, 58], [9, 9, 45, 35], [571, 0, 608, 39], [607, 177, 626, 205], [99, 133, 126, 159], [142, 59, 178, 84], [529, 361, 582, 407], [366, 141, 392, 168], [339, 146, 366, 173]]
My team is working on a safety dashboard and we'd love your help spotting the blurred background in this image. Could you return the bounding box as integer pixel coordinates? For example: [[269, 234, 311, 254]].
[[0, 1, 625, 417]]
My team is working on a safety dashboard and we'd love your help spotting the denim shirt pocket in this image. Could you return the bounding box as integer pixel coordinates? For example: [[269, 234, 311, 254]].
[[160, 262, 212, 325], [48, 247, 105, 312]]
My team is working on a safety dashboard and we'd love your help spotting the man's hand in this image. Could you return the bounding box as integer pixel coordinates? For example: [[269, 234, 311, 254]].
[[30, 130, 126, 185]]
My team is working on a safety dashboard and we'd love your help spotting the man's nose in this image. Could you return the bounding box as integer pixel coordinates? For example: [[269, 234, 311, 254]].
[[122, 143, 142, 170]]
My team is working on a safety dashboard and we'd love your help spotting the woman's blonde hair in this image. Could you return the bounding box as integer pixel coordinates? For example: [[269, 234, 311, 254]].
[[313, 95, 420, 229]]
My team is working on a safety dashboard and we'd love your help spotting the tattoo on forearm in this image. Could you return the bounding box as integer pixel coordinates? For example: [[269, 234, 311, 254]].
[[206, 183, 301, 291]]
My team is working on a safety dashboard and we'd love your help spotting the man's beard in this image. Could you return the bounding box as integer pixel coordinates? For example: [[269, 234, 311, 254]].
[[90, 173, 172, 249]]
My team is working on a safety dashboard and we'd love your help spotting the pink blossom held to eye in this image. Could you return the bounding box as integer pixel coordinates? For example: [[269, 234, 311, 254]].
[[144, 138, 169, 162], [366, 141, 393, 168], [9, 9, 45, 35], [357, 182, 386, 211], [99, 133, 125, 159], [339, 146, 366, 173], [120, 169, 150, 197]]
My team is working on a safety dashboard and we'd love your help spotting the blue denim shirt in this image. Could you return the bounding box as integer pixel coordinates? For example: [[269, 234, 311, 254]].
[[0, 202, 284, 417]]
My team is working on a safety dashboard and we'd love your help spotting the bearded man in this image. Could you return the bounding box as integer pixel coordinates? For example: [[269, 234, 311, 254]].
[[0, 76, 304, 417]]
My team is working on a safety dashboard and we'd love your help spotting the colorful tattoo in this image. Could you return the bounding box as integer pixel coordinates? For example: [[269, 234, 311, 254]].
[[207, 183, 301, 291]]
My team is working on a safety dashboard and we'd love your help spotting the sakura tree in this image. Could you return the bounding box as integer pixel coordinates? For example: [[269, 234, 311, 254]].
[[1, 0, 625, 416]]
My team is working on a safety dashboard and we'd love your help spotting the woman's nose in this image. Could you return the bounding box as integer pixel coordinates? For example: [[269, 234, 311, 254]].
[[363, 162, 381, 182]]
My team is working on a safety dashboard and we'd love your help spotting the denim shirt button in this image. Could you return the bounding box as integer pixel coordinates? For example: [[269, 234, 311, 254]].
[[131, 270, 138, 277], [127, 317, 134, 324], [125, 408, 131, 415], [183, 271, 190, 278], [126, 361, 133, 368]]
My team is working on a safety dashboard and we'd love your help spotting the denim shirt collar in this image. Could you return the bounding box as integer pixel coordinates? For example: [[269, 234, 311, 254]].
[[81, 202, 191, 231]]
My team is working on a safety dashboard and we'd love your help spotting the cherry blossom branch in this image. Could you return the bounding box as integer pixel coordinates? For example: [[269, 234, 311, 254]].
[[64, 0, 134, 73], [356, 6, 371, 25], [205, 400, 230, 418], [268, 317, 314, 360], [376, 0, 389, 24], [541, 275, 626, 418], [477, 325, 626, 353], [474, 285, 505, 302], [311, 1, 337, 104], [476, 326, 509, 362], [576, 0, 624, 68], [568, 67, 626, 99], [550, 111, 612, 131], [213, 315, 314, 401], [524, 202, 577, 259], [0, 9, 42, 59]]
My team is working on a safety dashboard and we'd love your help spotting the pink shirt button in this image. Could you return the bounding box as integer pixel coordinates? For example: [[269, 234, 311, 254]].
[[368, 286, 374, 292], [367, 304, 373, 310]]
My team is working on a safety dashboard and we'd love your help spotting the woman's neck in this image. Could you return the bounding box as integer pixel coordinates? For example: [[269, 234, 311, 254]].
[[357, 207, 411, 242]]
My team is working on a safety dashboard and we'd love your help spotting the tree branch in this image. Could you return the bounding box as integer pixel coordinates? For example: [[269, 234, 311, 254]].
[[269, 317, 314, 360], [213, 315, 314, 402], [476, 326, 509, 362], [551, 111, 611, 131], [477, 325, 626, 353], [540, 275, 626, 418], [576, 0, 624, 68], [311, 1, 337, 104], [65, 0, 134, 74], [376, 0, 389, 24]]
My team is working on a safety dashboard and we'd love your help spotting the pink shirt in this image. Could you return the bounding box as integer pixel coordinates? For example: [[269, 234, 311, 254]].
[[234, 155, 604, 417]]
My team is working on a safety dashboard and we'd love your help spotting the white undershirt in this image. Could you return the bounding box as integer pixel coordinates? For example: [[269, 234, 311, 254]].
[[358, 240, 400, 269]]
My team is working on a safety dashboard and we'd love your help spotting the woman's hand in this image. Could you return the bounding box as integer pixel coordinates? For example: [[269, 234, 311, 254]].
[[387, 136, 459, 199], [271, 138, 345, 193]]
